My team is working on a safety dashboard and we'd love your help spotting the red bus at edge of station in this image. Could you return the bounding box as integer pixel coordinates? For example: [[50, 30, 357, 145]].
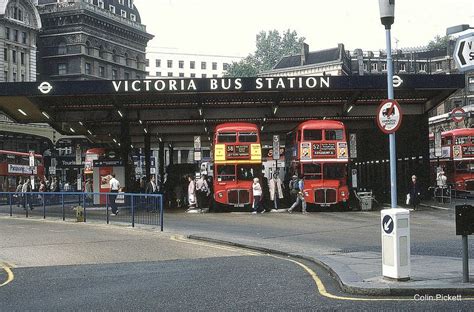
[[0, 150, 45, 192], [285, 120, 350, 209], [429, 128, 474, 195], [213, 123, 262, 210]]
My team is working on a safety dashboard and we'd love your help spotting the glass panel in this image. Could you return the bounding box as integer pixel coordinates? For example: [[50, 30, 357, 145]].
[[238, 132, 257, 143], [217, 132, 236, 143], [303, 129, 322, 141], [302, 163, 321, 180], [237, 164, 260, 181], [323, 163, 346, 179], [216, 165, 235, 181], [325, 129, 343, 140]]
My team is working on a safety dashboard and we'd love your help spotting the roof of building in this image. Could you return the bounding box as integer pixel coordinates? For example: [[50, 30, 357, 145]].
[[273, 46, 341, 69]]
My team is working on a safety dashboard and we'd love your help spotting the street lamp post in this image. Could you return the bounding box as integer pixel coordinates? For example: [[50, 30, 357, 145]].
[[379, 0, 397, 208]]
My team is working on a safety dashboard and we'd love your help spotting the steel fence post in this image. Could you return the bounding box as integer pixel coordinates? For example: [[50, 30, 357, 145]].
[[160, 195, 163, 232], [106, 193, 109, 224], [26, 193, 29, 218], [62, 193, 65, 221], [83, 193, 87, 223], [43, 193, 46, 219], [131, 194, 135, 228], [9, 193, 12, 216]]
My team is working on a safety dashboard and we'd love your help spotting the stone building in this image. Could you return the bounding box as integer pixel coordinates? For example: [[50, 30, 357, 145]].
[[36, 0, 153, 80], [1, 0, 42, 82]]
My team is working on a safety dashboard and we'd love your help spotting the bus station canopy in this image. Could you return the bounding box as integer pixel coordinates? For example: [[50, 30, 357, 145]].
[[0, 75, 465, 147]]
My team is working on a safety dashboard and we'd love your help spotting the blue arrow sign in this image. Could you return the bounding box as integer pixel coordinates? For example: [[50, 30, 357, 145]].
[[382, 215, 394, 234]]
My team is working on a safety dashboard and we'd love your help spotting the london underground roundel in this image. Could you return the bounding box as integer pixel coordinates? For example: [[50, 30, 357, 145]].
[[376, 99, 403, 134]]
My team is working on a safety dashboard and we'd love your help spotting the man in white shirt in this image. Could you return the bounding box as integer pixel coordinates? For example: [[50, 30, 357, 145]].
[[109, 173, 120, 215]]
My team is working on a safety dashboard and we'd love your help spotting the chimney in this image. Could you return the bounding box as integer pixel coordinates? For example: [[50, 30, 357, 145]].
[[301, 42, 309, 66]]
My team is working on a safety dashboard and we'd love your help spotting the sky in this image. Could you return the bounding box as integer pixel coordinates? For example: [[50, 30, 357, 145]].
[[134, 0, 474, 57]]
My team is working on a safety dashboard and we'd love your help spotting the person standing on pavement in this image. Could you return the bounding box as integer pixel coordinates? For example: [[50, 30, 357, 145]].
[[109, 173, 120, 215], [287, 175, 307, 214], [252, 177, 263, 214], [195, 173, 210, 212], [269, 172, 284, 211], [407, 175, 421, 210], [288, 174, 299, 203], [186, 175, 197, 211]]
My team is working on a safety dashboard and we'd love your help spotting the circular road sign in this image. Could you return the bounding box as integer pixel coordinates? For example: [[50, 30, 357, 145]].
[[376, 99, 403, 134], [451, 107, 466, 123], [382, 215, 394, 234]]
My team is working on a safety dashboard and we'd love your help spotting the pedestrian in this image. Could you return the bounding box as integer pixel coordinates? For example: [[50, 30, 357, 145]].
[[407, 175, 422, 210], [38, 180, 46, 205], [15, 179, 23, 207], [186, 175, 197, 211], [21, 179, 33, 210], [287, 175, 307, 214], [252, 177, 263, 214], [85, 178, 93, 204], [269, 172, 284, 211], [288, 174, 299, 203], [196, 173, 210, 212], [109, 173, 120, 215], [145, 175, 159, 212]]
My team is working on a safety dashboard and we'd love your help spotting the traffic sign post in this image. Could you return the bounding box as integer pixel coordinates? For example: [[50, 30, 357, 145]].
[[376, 99, 403, 134], [453, 33, 474, 72], [272, 135, 280, 175]]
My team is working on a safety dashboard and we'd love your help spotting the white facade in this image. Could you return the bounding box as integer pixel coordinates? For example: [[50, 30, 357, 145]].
[[146, 48, 243, 79]]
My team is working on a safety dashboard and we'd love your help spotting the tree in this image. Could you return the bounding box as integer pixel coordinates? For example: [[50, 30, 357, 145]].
[[224, 29, 305, 77], [427, 35, 450, 51]]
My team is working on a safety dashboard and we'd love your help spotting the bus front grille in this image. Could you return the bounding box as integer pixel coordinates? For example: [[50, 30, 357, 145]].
[[314, 188, 337, 204], [228, 189, 250, 205]]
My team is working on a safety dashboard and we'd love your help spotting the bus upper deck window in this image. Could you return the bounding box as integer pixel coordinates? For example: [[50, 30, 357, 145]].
[[303, 129, 322, 141], [325, 130, 343, 140], [238, 132, 258, 143], [455, 136, 470, 145], [217, 132, 237, 143]]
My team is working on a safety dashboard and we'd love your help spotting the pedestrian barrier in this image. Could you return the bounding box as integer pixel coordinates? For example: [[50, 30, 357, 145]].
[[0, 191, 164, 231]]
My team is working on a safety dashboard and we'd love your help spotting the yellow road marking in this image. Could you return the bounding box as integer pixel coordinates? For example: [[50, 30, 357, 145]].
[[0, 262, 14, 287]]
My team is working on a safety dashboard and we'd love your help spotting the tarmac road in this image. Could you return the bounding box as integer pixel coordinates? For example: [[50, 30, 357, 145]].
[[0, 216, 473, 311]]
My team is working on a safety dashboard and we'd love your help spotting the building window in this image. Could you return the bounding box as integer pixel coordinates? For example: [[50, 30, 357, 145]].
[[12, 50, 16, 64], [179, 60, 184, 69], [13, 7, 23, 21], [399, 62, 406, 71], [202, 74, 207, 78], [128, 0, 134, 9], [124, 53, 130, 66], [21, 32, 27, 44], [109, 5, 115, 13], [370, 63, 377, 71], [419, 63, 427, 72], [85, 62, 92, 75], [58, 63, 67, 75], [58, 42, 67, 55], [136, 56, 140, 69], [121, 10, 127, 18], [190, 61, 195, 69], [201, 62, 206, 70], [85, 41, 93, 56], [119, 0, 124, 5], [179, 73, 184, 77], [212, 62, 217, 70], [156, 72, 161, 77], [99, 46, 105, 59], [223, 63, 230, 71], [436, 62, 442, 71], [381, 62, 387, 71], [21, 73, 25, 82], [190, 73, 196, 78], [13, 29, 18, 42], [112, 69, 118, 80], [145, 59, 149, 66], [4, 48, 7, 61], [124, 72, 130, 79], [130, 14, 136, 22], [167, 72, 173, 77], [212, 74, 218, 78], [99, 66, 105, 77], [167, 60, 172, 68], [20, 52, 24, 65], [156, 59, 161, 67], [5, 27, 10, 40], [12, 72, 16, 82], [98, 0, 104, 9]]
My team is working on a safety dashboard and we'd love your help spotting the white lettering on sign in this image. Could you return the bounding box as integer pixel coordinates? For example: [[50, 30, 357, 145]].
[[8, 164, 37, 175]]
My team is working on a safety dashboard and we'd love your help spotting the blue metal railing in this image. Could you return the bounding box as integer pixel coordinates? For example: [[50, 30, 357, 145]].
[[0, 191, 164, 231]]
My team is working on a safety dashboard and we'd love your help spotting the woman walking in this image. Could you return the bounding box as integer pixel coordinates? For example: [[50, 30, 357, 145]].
[[252, 177, 263, 214]]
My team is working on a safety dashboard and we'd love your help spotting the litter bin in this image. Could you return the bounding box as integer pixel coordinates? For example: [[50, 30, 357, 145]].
[[358, 191, 373, 211], [75, 206, 84, 222]]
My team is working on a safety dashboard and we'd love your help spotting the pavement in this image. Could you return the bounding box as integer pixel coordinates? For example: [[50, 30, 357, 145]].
[[170, 199, 474, 297]]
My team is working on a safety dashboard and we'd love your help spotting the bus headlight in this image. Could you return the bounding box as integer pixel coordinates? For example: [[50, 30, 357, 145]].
[[218, 192, 224, 198], [304, 191, 309, 196], [341, 191, 346, 197]]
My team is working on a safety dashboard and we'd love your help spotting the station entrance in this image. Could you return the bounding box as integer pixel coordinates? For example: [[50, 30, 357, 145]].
[[0, 75, 465, 205]]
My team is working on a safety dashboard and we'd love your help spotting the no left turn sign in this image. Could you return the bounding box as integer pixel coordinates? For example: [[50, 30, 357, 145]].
[[376, 99, 403, 134]]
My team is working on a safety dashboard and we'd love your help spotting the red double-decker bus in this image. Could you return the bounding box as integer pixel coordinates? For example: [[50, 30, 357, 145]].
[[0, 150, 45, 192], [285, 120, 349, 208], [429, 128, 474, 194], [213, 123, 262, 210]]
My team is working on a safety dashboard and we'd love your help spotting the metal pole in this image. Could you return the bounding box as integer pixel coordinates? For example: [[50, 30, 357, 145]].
[[160, 195, 163, 232], [106, 193, 109, 224], [43, 193, 46, 219], [386, 27, 398, 208], [131, 194, 135, 228], [9, 193, 12, 216], [83, 193, 86, 223], [462, 235, 469, 283], [62, 193, 65, 221]]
